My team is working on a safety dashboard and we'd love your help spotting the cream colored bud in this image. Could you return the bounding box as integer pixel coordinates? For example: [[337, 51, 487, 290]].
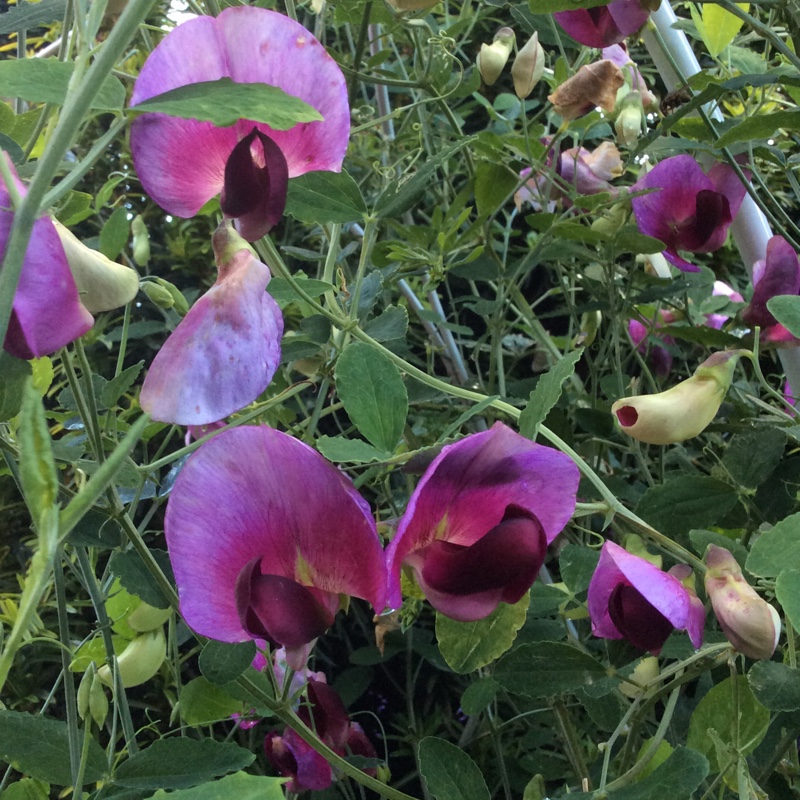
[[126, 602, 172, 633], [131, 215, 150, 267], [97, 629, 166, 688], [511, 32, 545, 98], [53, 219, 139, 313], [615, 91, 644, 147], [611, 350, 745, 445], [704, 545, 781, 660], [477, 28, 515, 86]]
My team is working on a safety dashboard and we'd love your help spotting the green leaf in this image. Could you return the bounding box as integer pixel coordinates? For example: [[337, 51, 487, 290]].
[[0, 0, 67, 33], [608, 747, 708, 800], [0, 59, 124, 110], [767, 295, 800, 338], [494, 642, 608, 697], [99, 207, 130, 261], [0, 351, 32, 421], [285, 170, 367, 223], [475, 161, 518, 218], [375, 137, 476, 219], [559, 544, 600, 594], [142, 772, 286, 800], [528, 0, 610, 12], [461, 677, 499, 716], [335, 341, 408, 452], [700, 3, 748, 58], [519, 349, 583, 440], [418, 737, 490, 800], [199, 641, 256, 685], [266, 277, 334, 308], [180, 677, 245, 726], [748, 661, 800, 711], [363, 305, 408, 342], [113, 738, 255, 790], [746, 512, 800, 578], [613, 231, 666, 256], [723, 427, 785, 488], [636, 476, 739, 537], [689, 530, 748, 568], [101, 362, 144, 408], [130, 78, 322, 130], [715, 109, 800, 149], [687, 676, 769, 773], [2, 778, 50, 800], [0, 710, 106, 785], [18, 380, 58, 524], [316, 435, 386, 464], [108, 549, 174, 609], [776, 569, 800, 633], [436, 592, 530, 674], [439, 395, 500, 441]]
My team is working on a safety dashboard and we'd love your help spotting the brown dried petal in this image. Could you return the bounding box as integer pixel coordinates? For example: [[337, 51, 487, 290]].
[[548, 60, 624, 120]]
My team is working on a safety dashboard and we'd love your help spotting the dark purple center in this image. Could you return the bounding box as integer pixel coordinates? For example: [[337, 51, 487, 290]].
[[608, 582, 674, 654], [615, 405, 638, 428], [677, 189, 731, 251]]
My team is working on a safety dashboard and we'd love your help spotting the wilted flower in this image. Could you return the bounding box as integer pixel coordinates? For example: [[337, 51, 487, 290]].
[[548, 60, 624, 119], [385, 422, 579, 622], [741, 235, 800, 343], [554, 0, 652, 48], [704, 545, 780, 660], [1, 153, 93, 359], [265, 679, 378, 791], [130, 7, 349, 241], [164, 426, 387, 668], [602, 44, 657, 109], [477, 27, 515, 86], [139, 221, 283, 426], [511, 32, 545, 98], [631, 155, 747, 272], [611, 350, 744, 445], [588, 541, 705, 654], [516, 140, 623, 212]]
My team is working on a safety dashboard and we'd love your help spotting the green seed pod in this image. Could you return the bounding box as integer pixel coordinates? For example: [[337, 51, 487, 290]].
[[142, 280, 175, 310], [155, 278, 190, 317]]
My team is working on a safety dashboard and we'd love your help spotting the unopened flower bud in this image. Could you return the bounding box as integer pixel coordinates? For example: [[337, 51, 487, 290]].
[[704, 545, 780, 660], [155, 277, 190, 316], [131, 215, 150, 267], [142, 280, 175, 310], [477, 28, 515, 86], [126, 602, 172, 633], [611, 350, 745, 445], [511, 32, 545, 98], [97, 629, 167, 688], [615, 90, 644, 147], [89, 673, 109, 728], [77, 663, 95, 721]]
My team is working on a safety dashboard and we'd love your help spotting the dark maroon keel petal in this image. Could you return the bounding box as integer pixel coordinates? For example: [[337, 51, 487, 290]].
[[305, 680, 351, 747], [221, 128, 289, 241], [679, 190, 731, 251], [235, 559, 334, 647], [608, 583, 675, 654], [415, 510, 547, 621]]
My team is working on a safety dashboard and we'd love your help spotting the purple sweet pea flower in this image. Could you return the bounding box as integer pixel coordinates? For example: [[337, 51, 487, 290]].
[[1, 153, 93, 358], [130, 7, 349, 241], [139, 221, 283, 426], [588, 541, 704, 654], [741, 235, 800, 343], [385, 422, 579, 622], [164, 425, 387, 669], [631, 155, 747, 272], [554, 0, 652, 48]]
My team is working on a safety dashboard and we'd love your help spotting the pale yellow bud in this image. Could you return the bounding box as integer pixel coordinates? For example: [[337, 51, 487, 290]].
[[97, 629, 166, 688], [511, 32, 545, 99], [615, 91, 644, 147], [477, 28, 515, 86]]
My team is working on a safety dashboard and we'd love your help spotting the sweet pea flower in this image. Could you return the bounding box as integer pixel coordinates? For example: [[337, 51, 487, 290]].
[[264, 679, 378, 792], [164, 425, 387, 669], [741, 235, 800, 343], [602, 44, 657, 110], [631, 155, 747, 272], [554, 0, 652, 48], [588, 541, 704, 654], [548, 60, 624, 120], [130, 7, 349, 241], [139, 221, 283, 426], [1, 153, 93, 358], [385, 422, 579, 622]]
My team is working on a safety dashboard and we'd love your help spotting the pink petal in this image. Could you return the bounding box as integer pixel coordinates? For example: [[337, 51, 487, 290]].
[[743, 235, 800, 329], [139, 245, 282, 425], [164, 426, 386, 642], [554, 1, 649, 48]]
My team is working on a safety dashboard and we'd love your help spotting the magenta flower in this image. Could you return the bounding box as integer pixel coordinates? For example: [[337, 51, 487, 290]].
[[554, 0, 651, 48], [385, 422, 579, 622], [164, 426, 387, 668], [130, 7, 349, 241], [631, 155, 747, 272], [1, 153, 93, 358], [741, 235, 800, 343], [139, 221, 283, 426], [588, 541, 704, 654]]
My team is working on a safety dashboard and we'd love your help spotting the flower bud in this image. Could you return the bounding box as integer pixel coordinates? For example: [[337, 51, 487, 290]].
[[611, 350, 745, 445], [614, 90, 643, 147], [155, 277, 190, 316], [704, 545, 780, 660], [97, 629, 167, 688], [142, 280, 175, 310], [131, 215, 150, 267], [477, 28, 515, 86], [77, 663, 95, 721], [511, 32, 545, 99], [89, 673, 109, 728], [126, 602, 172, 633]]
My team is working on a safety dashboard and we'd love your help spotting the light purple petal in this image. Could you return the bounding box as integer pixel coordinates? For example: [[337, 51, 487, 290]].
[[1, 156, 93, 358], [164, 426, 386, 642], [385, 422, 579, 609], [130, 8, 349, 218], [139, 245, 283, 425], [743, 235, 800, 329]]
